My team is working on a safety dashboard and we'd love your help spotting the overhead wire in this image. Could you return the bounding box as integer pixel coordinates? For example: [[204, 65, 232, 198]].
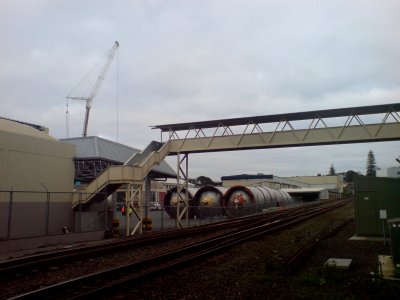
[[66, 99, 70, 138], [116, 46, 120, 142], [67, 50, 109, 98]]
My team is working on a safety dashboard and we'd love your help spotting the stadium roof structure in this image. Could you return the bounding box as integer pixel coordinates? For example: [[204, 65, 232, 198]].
[[62, 136, 139, 163], [61, 136, 176, 179]]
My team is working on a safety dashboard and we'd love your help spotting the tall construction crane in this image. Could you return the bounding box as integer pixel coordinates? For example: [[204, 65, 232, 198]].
[[67, 41, 119, 137]]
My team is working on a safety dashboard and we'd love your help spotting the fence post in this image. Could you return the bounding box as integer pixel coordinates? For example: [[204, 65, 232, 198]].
[[7, 190, 13, 239], [78, 193, 82, 232], [72, 192, 75, 232], [46, 192, 50, 235], [104, 193, 108, 231], [161, 206, 164, 230]]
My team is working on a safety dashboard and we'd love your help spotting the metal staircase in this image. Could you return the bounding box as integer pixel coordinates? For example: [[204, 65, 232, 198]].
[[72, 141, 170, 208]]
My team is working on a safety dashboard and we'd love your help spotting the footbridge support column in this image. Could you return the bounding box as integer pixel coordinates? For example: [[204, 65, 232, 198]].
[[125, 182, 144, 236], [176, 153, 189, 228]]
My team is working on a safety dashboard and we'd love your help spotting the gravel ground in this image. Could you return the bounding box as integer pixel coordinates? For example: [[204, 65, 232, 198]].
[[114, 201, 399, 299]]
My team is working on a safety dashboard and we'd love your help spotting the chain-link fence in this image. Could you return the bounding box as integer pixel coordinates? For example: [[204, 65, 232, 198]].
[[0, 191, 110, 240], [0, 190, 265, 240], [112, 204, 263, 236]]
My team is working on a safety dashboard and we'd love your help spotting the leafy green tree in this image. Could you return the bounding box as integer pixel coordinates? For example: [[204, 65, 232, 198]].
[[328, 164, 336, 175], [366, 150, 377, 177]]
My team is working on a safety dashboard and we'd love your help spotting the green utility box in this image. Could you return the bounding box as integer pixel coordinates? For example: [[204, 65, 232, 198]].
[[388, 218, 400, 275], [354, 176, 400, 236]]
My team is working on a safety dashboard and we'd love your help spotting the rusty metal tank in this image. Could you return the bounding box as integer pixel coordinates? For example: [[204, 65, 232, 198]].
[[193, 186, 228, 218], [223, 185, 293, 217], [163, 187, 199, 219]]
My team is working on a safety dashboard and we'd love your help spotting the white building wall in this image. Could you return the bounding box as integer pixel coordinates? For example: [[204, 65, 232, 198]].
[[222, 176, 310, 189], [0, 119, 75, 238], [0, 130, 75, 193], [284, 175, 344, 192]]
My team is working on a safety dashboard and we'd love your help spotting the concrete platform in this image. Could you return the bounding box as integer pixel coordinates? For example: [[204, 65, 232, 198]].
[[0, 230, 106, 261]]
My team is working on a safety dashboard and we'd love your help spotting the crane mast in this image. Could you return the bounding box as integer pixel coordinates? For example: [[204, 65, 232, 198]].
[[67, 41, 119, 137]]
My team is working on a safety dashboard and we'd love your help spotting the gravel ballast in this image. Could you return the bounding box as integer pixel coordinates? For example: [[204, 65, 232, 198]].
[[2, 201, 399, 299], [118, 201, 399, 299]]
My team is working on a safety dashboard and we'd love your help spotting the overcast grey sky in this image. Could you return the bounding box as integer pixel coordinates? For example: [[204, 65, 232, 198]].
[[1, 0, 399, 180]]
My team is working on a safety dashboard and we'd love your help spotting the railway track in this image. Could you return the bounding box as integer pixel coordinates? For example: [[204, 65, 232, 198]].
[[284, 216, 355, 273], [0, 208, 292, 277], [8, 199, 351, 299], [0, 201, 324, 276]]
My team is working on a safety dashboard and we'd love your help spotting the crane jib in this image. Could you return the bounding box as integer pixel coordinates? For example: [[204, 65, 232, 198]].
[[66, 41, 120, 138]]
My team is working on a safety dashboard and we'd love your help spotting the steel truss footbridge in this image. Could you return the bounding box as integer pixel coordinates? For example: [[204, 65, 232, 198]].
[[73, 103, 400, 235]]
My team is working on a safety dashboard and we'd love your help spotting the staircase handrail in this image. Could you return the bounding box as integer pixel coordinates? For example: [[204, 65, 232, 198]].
[[72, 141, 171, 207]]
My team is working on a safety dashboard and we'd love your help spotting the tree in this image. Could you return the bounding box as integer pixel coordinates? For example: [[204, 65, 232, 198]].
[[328, 164, 336, 175], [195, 176, 215, 186], [366, 150, 377, 177], [344, 170, 359, 182]]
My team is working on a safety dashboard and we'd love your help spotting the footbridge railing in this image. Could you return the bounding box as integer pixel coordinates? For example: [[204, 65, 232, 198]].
[[72, 141, 171, 208], [73, 103, 400, 233], [152, 103, 400, 154]]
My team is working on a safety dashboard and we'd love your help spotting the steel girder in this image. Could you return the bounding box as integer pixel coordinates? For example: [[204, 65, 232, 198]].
[[161, 106, 400, 154]]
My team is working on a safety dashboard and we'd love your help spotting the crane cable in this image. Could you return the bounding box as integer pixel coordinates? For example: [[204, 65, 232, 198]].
[[67, 54, 106, 98], [65, 46, 118, 138], [66, 99, 69, 138], [116, 47, 119, 142]]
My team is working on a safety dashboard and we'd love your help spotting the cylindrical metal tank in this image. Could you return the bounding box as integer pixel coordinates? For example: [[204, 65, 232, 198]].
[[277, 189, 291, 202], [163, 187, 199, 219], [223, 185, 293, 217], [193, 186, 228, 218]]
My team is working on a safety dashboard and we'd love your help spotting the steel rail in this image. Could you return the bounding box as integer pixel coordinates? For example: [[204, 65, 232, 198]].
[[0, 202, 317, 275], [9, 199, 351, 299], [284, 217, 354, 273]]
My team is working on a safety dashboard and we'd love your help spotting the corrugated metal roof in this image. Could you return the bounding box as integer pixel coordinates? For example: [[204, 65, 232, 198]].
[[151, 162, 177, 178], [61, 136, 139, 163], [60, 136, 176, 177]]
